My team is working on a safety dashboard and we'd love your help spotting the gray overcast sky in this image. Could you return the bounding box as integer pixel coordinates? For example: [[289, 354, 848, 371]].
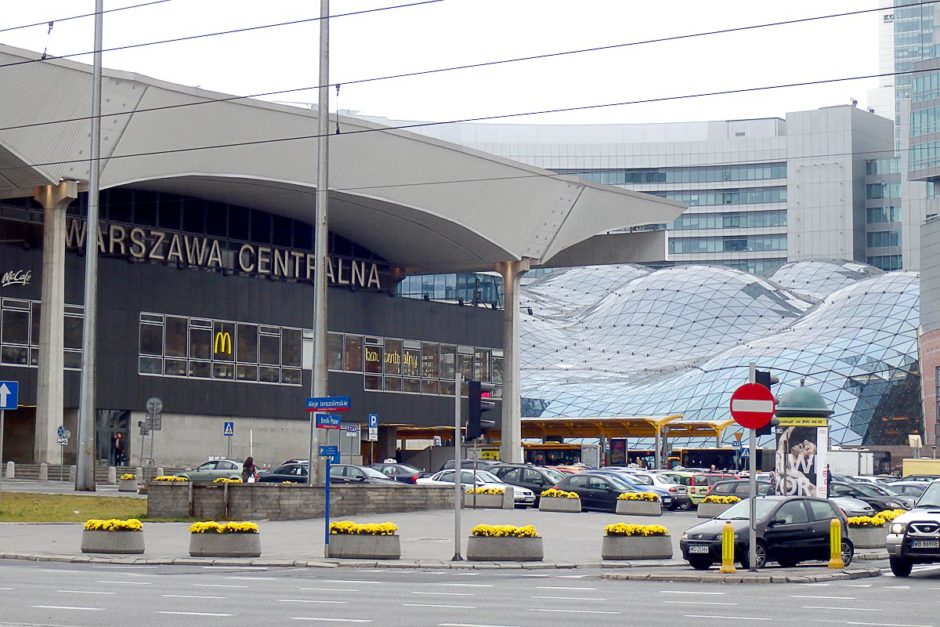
[[1, 0, 883, 125]]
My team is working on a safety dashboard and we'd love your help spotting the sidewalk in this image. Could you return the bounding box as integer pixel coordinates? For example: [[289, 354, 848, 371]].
[[0, 480, 885, 582]]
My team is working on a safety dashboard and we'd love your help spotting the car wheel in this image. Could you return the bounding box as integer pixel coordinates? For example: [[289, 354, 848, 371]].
[[688, 558, 712, 570], [739, 540, 767, 569], [840, 539, 854, 567], [889, 556, 913, 577]]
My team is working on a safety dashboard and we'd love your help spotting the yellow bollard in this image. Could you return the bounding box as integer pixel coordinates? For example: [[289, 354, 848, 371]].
[[719, 521, 736, 573], [828, 518, 845, 569]]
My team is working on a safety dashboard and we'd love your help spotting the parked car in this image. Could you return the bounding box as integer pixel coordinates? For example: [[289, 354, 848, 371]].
[[591, 469, 675, 510], [437, 459, 500, 472], [370, 462, 423, 484], [829, 480, 913, 510], [258, 462, 308, 483], [488, 464, 568, 504], [705, 479, 773, 499], [829, 496, 876, 517], [686, 473, 741, 505], [887, 480, 930, 499], [680, 496, 854, 570], [886, 479, 940, 576], [610, 469, 689, 510], [177, 459, 243, 482], [552, 472, 641, 513], [329, 464, 402, 486], [418, 469, 536, 507]]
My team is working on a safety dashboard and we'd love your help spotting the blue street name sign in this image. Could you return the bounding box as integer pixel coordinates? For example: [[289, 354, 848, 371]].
[[0, 381, 18, 411], [319, 445, 340, 463], [223, 421, 234, 437], [305, 396, 352, 412], [316, 414, 342, 429]]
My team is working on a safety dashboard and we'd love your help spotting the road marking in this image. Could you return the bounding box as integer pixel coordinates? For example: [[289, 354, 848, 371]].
[[790, 595, 857, 600], [802, 606, 879, 612], [279, 600, 348, 605], [556, 574, 588, 579], [300, 587, 360, 593], [842, 584, 872, 588], [96, 580, 150, 585], [33, 605, 104, 611], [440, 624, 523, 627], [320, 579, 383, 584], [226, 575, 278, 581], [161, 594, 228, 599], [532, 595, 607, 601], [56, 590, 116, 595], [665, 601, 738, 606], [193, 583, 249, 588], [403, 603, 477, 609], [661, 590, 726, 595], [430, 583, 493, 588], [684, 616, 770, 622], [529, 609, 620, 615], [815, 622, 933, 627], [159, 611, 234, 617], [412, 592, 475, 597], [290, 619, 372, 623], [535, 586, 595, 591], [202, 565, 268, 570], [884, 585, 910, 589], [0, 588, 12, 591]]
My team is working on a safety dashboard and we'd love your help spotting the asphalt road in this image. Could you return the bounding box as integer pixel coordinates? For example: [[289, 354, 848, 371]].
[[1, 560, 939, 627]]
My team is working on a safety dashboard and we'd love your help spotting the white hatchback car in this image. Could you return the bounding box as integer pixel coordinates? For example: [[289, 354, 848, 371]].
[[417, 468, 536, 507]]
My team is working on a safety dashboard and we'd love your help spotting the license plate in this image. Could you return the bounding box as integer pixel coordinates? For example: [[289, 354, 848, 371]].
[[688, 545, 710, 554], [912, 539, 940, 549]]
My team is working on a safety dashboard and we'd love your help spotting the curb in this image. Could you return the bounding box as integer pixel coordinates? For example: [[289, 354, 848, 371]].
[[602, 567, 881, 584]]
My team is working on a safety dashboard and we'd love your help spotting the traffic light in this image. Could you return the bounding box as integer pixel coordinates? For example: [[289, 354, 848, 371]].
[[755, 369, 779, 436], [467, 380, 497, 440]]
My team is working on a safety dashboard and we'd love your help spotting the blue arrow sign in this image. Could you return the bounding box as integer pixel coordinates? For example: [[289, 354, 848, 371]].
[[368, 413, 378, 429], [305, 396, 351, 412], [316, 414, 342, 429], [223, 421, 234, 437], [0, 381, 18, 411]]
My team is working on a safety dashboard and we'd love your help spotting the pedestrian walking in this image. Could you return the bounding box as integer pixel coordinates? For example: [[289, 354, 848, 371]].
[[242, 456, 257, 483]]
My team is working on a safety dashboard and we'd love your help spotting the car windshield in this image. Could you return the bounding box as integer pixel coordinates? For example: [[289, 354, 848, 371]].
[[916, 482, 940, 508], [361, 467, 391, 480], [603, 474, 639, 491], [543, 468, 566, 483], [853, 483, 886, 497], [393, 464, 420, 474], [665, 474, 692, 486], [716, 498, 778, 520]]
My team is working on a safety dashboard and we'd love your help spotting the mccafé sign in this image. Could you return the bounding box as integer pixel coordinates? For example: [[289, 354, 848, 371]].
[[65, 218, 384, 289]]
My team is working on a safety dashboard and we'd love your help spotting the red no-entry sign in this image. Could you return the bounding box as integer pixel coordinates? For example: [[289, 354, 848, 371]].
[[729, 383, 775, 430]]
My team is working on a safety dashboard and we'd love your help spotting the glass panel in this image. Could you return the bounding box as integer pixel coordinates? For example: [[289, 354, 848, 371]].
[[282, 368, 301, 385], [328, 333, 344, 370], [64, 350, 82, 369], [213, 321, 235, 362], [31, 302, 40, 346], [138, 356, 162, 374], [236, 364, 257, 381], [213, 362, 234, 380], [139, 322, 163, 356], [403, 378, 421, 393], [189, 360, 211, 378], [1, 308, 29, 344], [260, 333, 280, 366], [259, 366, 279, 383], [440, 380, 455, 396], [344, 335, 363, 372], [190, 326, 211, 359], [165, 359, 187, 376], [421, 379, 439, 395], [365, 375, 383, 390], [165, 316, 187, 358], [384, 338, 402, 376], [281, 328, 302, 367], [364, 343, 383, 374], [440, 344, 456, 381], [237, 323, 258, 363], [474, 348, 491, 381], [402, 343, 421, 378], [422, 342, 439, 379], [384, 376, 402, 392]]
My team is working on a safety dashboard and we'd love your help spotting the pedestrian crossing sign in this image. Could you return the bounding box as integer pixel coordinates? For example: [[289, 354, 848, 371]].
[[223, 421, 234, 437]]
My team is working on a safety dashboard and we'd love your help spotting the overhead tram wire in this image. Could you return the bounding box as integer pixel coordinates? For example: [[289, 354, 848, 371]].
[[0, 0, 924, 135], [0, 67, 918, 185], [0, 0, 444, 71], [0, 0, 171, 35]]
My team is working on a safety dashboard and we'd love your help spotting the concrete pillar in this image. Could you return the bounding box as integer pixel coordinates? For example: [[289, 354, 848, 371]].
[[107, 466, 116, 484], [33, 181, 78, 464], [496, 259, 529, 463], [5, 461, 13, 479], [377, 426, 398, 461], [39, 463, 48, 481]]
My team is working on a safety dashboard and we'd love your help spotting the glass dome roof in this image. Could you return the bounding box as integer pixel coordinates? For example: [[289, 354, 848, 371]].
[[519, 261, 921, 448]]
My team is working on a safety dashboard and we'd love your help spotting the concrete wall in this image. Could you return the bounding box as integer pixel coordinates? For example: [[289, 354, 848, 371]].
[[147, 483, 453, 520]]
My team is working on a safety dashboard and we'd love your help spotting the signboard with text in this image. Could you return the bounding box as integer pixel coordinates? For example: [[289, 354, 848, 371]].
[[306, 396, 352, 412], [316, 414, 342, 429]]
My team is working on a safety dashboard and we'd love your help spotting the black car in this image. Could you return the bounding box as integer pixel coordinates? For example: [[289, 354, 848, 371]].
[[438, 459, 500, 472], [370, 462, 423, 484], [553, 472, 640, 512], [680, 496, 854, 570], [329, 464, 402, 486], [829, 481, 911, 510], [258, 462, 309, 483], [488, 464, 568, 503]]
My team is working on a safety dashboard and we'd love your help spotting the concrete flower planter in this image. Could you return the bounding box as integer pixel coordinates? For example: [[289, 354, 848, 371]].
[[327, 534, 401, 559], [848, 525, 887, 549], [118, 478, 138, 493], [189, 533, 262, 558], [538, 497, 582, 513], [463, 492, 512, 509], [602, 535, 672, 560], [615, 500, 662, 516], [81, 530, 145, 554], [466, 536, 543, 561], [697, 502, 735, 518]]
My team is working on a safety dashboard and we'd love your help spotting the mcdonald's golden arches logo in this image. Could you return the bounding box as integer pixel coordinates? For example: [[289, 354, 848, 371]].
[[214, 331, 232, 355]]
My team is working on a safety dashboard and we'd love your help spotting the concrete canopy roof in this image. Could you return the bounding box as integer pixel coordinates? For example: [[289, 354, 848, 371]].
[[0, 44, 685, 273]]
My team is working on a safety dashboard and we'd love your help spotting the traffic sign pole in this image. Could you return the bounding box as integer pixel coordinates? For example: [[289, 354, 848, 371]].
[[324, 455, 331, 556], [748, 363, 758, 572], [0, 410, 5, 504]]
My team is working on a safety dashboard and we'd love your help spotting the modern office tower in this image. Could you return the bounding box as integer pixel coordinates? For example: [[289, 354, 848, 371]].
[[365, 106, 894, 276]]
